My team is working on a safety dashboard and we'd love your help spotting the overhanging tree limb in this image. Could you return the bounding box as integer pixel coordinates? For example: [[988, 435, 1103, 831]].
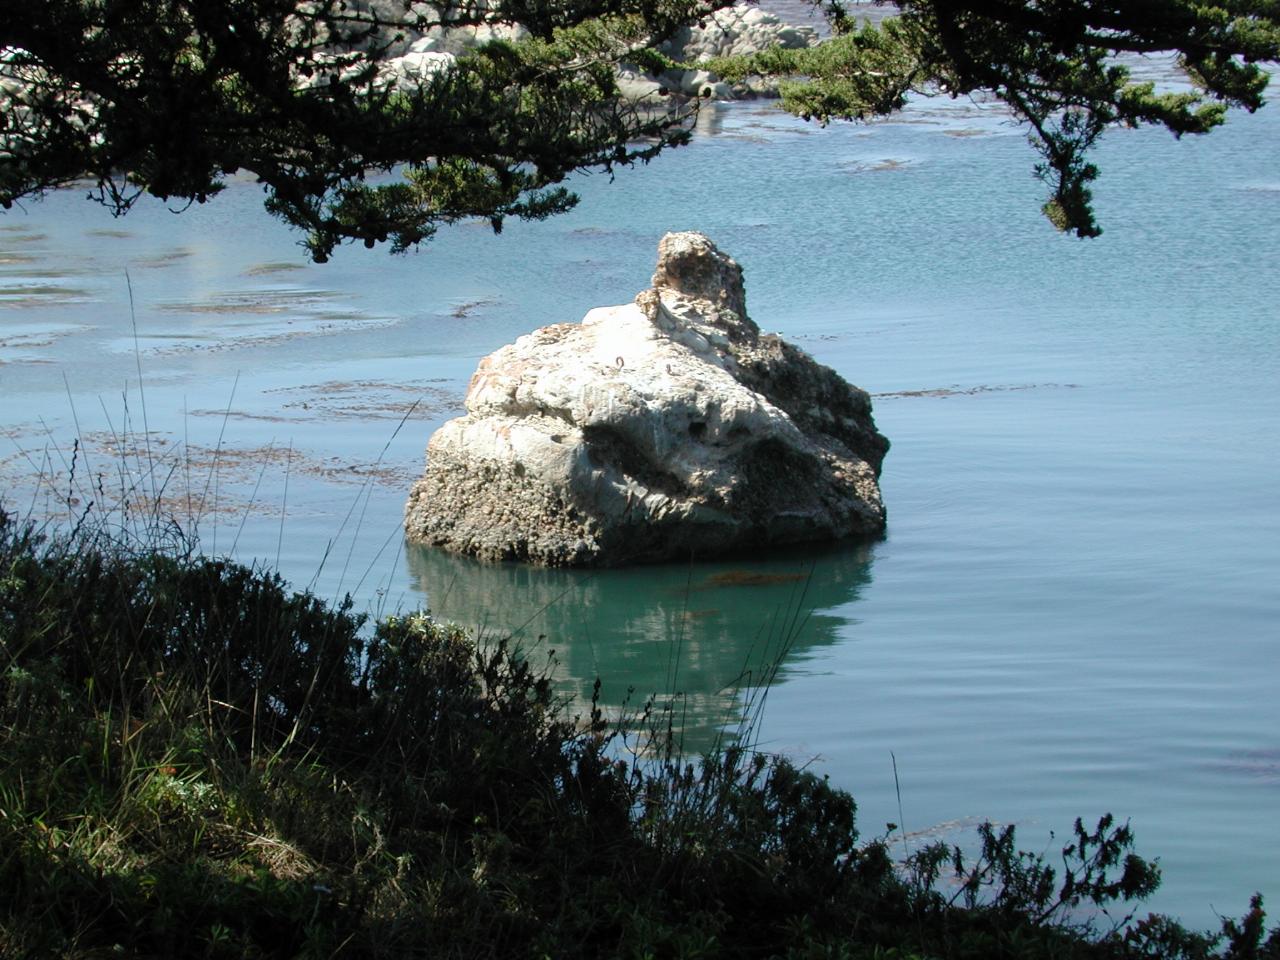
[[2, 0, 1277, 255], [732, 0, 1278, 237], [0, 0, 718, 259]]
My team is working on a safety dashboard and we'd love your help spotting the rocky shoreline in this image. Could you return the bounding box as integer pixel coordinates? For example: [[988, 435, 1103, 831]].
[[371, 2, 820, 101]]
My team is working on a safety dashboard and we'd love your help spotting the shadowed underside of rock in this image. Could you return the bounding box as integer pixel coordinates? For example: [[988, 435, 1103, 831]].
[[404, 232, 889, 566]]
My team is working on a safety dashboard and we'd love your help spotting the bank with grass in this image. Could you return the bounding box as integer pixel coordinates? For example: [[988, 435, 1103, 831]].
[[0, 507, 1275, 959]]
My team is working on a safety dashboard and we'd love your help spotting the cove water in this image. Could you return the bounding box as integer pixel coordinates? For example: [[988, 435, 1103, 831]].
[[2, 86, 1278, 928]]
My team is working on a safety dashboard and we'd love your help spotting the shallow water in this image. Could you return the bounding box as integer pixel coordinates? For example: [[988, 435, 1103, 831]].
[[2, 85, 1278, 927]]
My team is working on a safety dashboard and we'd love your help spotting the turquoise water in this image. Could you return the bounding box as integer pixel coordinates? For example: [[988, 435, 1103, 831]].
[[2, 90, 1278, 926]]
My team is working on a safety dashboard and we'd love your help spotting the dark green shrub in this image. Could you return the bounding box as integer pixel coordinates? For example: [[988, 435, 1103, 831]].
[[0, 506, 1273, 959]]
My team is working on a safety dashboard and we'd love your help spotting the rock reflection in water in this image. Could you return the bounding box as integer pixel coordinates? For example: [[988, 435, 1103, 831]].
[[404, 540, 875, 748]]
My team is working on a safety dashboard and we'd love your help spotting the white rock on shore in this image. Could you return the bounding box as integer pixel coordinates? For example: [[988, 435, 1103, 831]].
[[623, 3, 820, 101], [366, 1, 816, 98], [404, 232, 888, 566]]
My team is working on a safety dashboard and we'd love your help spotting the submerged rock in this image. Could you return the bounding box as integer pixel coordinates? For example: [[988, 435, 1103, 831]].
[[404, 232, 888, 566]]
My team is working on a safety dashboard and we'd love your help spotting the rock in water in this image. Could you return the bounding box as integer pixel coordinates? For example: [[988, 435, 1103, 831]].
[[404, 232, 889, 566]]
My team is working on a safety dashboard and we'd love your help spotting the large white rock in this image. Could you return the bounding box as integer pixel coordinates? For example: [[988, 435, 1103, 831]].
[[345, 1, 817, 101], [404, 232, 888, 566], [658, 4, 817, 63]]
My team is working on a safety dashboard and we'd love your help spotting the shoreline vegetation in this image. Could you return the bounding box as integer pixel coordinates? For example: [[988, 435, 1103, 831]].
[[1, 506, 1275, 958]]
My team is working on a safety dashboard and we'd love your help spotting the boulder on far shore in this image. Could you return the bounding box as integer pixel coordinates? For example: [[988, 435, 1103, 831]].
[[404, 232, 888, 566], [364, 2, 816, 99]]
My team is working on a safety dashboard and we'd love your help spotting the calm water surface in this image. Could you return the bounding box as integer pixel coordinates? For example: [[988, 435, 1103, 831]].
[[2, 87, 1277, 926]]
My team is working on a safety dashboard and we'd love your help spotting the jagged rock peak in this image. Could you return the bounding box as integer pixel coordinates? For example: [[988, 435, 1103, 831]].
[[651, 231, 747, 318]]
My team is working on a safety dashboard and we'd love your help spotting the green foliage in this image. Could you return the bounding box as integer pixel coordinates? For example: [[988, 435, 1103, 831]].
[[702, 1, 1279, 238], [704, 17, 930, 121], [0, 504, 1275, 958], [916, 814, 1162, 924], [1123, 895, 1280, 959], [4, 1, 1277, 255], [0, 0, 717, 260]]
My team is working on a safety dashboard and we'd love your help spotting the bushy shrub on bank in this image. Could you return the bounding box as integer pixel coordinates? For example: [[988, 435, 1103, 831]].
[[0, 507, 1275, 959]]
